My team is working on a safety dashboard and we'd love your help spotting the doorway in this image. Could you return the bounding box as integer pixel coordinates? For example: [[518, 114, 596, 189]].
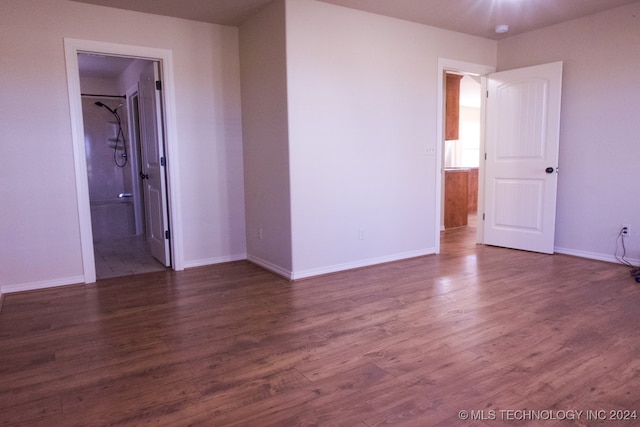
[[436, 59, 496, 254], [436, 59, 563, 255], [78, 54, 168, 279], [443, 72, 481, 231], [65, 38, 184, 284]]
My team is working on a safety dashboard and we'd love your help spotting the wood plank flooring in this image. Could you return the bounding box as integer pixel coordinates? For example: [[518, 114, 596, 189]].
[[1, 226, 640, 426]]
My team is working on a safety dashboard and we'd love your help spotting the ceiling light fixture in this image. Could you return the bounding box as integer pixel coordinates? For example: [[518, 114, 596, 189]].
[[495, 24, 510, 34]]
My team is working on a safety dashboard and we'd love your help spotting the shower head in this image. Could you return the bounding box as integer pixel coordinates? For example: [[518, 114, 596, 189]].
[[94, 101, 117, 115]]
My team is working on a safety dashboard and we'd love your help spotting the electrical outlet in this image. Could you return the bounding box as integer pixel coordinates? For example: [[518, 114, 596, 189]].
[[621, 224, 630, 237]]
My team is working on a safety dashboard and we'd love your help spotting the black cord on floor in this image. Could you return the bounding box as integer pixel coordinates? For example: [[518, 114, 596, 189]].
[[615, 229, 640, 282]]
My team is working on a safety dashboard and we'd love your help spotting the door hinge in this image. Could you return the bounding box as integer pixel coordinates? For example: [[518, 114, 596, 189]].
[[160, 156, 166, 167], [165, 230, 170, 240], [483, 213, 486, 221], [156, 80, 162, 91], [486, 90, 489, 98], [484, 153, 487, 160]]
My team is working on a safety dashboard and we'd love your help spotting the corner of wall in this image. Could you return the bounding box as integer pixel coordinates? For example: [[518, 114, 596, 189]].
[[239, 0, 293, 274], [247, 255, 293, 280]]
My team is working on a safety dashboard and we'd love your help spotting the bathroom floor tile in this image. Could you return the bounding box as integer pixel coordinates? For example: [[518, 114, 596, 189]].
[[93, 235, 166, 280]]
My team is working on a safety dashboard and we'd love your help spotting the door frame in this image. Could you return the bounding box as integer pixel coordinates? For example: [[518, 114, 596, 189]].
[[64, 38, 184, 283], [435, 58, 495, 253]]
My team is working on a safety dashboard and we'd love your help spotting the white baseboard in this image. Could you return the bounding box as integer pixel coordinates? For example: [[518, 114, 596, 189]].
[[183, 253, 247, 269], [246, 255, 293, 279], [248, 249, 437, 281], [1, 275, 85, 295], [0, 254, 248, 296], [291, 248, 437, 280], [555, 246, 640, 266]]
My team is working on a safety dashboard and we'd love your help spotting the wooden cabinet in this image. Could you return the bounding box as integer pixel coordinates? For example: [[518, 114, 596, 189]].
[[444, 169, 469, 229], [445, 73, 462, 140], [445, 167, 478, 228]]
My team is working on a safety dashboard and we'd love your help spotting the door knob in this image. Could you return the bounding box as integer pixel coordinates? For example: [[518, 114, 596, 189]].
[[140, 172, 149, 180], [545, 167, 555, 174]]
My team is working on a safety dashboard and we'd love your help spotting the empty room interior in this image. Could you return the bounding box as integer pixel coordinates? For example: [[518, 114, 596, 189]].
[[1, 0, 640, 425]]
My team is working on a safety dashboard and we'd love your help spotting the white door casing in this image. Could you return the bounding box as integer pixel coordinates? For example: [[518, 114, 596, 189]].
[[484, 61, 563, 254], [65, 38, 184, 284], [138, 64, 171, 266]]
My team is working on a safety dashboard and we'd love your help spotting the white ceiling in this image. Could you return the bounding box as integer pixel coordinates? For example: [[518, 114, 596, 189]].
[[71, 0, 638, 40], [78, 53, 138, 78]]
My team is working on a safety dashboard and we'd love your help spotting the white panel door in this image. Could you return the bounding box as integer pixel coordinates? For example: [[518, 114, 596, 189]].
[[484, 62, 563, 254], [138, 64, 170, 266]]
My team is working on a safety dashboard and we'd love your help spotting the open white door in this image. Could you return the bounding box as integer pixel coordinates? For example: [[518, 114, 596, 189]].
[[484, 61, 563, 254], [138, 63, 171, 266]]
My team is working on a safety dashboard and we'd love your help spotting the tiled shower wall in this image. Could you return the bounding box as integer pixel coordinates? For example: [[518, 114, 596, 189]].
[[82, 96, 135, 240]]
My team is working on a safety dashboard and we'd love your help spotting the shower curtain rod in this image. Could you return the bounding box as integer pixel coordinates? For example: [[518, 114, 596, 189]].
[[81, 93, 126, 99]]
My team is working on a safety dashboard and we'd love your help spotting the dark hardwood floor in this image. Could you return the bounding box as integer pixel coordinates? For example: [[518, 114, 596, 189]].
[[1, 226, 639, 426]]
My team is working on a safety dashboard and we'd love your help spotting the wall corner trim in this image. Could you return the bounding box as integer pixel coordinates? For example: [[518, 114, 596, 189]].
[[183, 254, 247, 269], [247, 255, 293, 280]]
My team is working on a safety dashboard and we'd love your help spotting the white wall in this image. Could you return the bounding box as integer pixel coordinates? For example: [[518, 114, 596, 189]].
[[458, 76, 481, 168], [285, 0, 496, 278], [497, 2, 640, 264], [12, 0, 629, 290], [239, 0, 293, 276], [0, 0, 245, 291]]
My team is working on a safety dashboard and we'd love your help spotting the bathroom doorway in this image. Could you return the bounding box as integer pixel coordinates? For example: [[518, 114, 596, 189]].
[[65, 38, 184, 284], [78, 53, 169, 279]]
